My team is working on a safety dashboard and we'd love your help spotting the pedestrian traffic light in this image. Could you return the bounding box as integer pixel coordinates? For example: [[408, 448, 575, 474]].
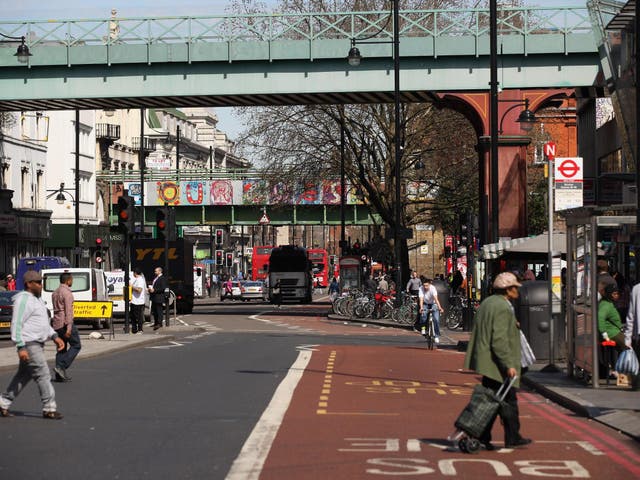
[[215, 228, 224, 245], [117, 195, 134, 234], [215, 250, 224, 266], [95, 238, 103, 267], [156, 207, 167, 239], [225, 252, 233, 267]]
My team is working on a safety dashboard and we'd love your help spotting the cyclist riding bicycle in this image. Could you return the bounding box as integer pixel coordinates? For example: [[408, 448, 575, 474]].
[[419, 278, 444, 344]]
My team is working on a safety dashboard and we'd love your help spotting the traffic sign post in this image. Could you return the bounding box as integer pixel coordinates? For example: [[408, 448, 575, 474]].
[[259, 212, 270, 224], [73, 301, 114, 318], [544, 141, 556, 160]]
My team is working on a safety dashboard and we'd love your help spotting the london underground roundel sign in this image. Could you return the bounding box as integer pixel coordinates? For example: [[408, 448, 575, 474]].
[[555, 158, 583, 181]]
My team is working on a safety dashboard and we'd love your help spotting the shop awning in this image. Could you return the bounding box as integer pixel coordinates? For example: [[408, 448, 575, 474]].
[[480, 237, 528, 260], [506, 232, 566, 256], [480, 232, 567, 261]]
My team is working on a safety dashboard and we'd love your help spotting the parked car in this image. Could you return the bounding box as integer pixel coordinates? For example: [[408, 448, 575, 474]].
[[0, 291, 18, 334], [221, 281, 243, 301], [241, 281, 266, 301]]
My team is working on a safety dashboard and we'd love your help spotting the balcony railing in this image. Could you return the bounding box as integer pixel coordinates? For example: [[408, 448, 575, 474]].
[[132, 136, 157, 153], [95, 123, 121, 141]]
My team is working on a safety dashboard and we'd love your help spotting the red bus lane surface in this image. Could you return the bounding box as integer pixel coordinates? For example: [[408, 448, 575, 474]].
[[254, 345, 640, 479]]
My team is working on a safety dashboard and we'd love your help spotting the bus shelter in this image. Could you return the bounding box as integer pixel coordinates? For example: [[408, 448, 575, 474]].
[[564, 206, 636, 388]]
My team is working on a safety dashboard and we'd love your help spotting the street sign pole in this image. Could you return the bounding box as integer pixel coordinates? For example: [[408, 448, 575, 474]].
[[542, 150, 559, 373], [164, 202, 170, 327]]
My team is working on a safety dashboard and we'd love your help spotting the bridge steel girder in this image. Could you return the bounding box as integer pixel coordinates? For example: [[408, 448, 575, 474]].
[[129, 204, 379, 227], [0, 35, 600, 111]]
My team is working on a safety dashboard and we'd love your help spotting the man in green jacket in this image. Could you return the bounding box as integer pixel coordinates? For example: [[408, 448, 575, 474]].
[[464, 272, 532, 450]]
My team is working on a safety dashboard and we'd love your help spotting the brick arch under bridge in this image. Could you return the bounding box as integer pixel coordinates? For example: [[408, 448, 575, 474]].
[[435, 88, 576, 240]]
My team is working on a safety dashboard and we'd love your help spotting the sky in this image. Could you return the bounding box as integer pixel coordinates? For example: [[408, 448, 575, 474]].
[[1, 0, 591, 140]]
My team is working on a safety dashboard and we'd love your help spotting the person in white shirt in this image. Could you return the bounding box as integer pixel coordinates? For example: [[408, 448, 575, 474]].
[[418, 278, 444, 344], [130, 267, 147, 334]]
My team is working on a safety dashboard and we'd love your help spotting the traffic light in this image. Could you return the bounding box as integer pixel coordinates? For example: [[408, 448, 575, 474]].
[[95, 238, 103, 268], [117, 195, 134, 234], [460, 224, 468, 245], [468, 213, 477, 248], [156, 207, 167, 239], [215, 250, 224, 266], [459, 214, 469, 246], [166, 207, 177, 241], [225, 252, 233, 267], [215, 228, 224, 245]]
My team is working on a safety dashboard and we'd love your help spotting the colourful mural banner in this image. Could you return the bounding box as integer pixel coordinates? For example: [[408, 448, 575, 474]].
[[242, 180, 267, 204], [153, 181, 181, 206], [321, 180, 341, 205], [141, 179, 361, 206], [210, 180, 234, 205]]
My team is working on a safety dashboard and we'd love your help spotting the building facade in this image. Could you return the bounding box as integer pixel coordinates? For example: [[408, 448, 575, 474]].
[[0, 112, 51, 277]]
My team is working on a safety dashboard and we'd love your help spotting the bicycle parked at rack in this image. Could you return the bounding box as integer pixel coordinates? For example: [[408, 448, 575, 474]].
[[446, 295, 465, 330], [446, 295, 480, 330], [391, 292, 418, 325]]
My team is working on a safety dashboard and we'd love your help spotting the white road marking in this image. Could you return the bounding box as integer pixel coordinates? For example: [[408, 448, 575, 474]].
[[226, 349, 312, 480], [297, 344, 320, 352], [145, 341, 185, 350]]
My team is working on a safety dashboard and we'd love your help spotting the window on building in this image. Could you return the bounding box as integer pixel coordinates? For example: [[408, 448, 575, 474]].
[[21, 166, 29, 208]]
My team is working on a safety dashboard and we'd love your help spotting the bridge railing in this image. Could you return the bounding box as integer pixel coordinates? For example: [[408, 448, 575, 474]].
[[0, 6, 592, 49]]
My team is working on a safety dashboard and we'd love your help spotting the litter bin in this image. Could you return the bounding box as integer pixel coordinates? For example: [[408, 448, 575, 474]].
[[516, 281, 563, 363]]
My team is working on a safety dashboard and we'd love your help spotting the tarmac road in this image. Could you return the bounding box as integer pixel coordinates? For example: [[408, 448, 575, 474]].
[[0, 299, 638, 479]]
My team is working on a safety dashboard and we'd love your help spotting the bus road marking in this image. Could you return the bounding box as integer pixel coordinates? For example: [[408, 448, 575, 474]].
[[344, 379, 474, 396]]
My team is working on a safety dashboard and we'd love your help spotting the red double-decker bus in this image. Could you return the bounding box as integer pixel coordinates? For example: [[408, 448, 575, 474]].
[[251, 245, 274, 281], [308, 248, 329, 287]]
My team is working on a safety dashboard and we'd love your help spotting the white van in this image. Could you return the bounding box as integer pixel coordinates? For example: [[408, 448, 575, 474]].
[[41, 268, 110, 329]]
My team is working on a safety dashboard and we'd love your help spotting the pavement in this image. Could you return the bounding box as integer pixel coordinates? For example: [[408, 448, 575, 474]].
[[329, 311, 640, 442], [0, 303, 637, 442]]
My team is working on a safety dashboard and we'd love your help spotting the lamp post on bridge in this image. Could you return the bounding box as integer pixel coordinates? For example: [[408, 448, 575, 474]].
[[0, 32, 32, 63], [347, 0, 404, 301]]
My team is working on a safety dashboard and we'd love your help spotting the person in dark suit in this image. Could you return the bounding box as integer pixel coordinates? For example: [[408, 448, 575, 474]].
[[148, 267, 169, 330]]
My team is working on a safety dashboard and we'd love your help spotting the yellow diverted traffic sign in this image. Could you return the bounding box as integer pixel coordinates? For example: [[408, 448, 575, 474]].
[[73, 301, 113, 318]]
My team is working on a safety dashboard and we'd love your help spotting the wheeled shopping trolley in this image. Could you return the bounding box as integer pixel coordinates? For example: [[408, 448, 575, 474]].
[[449, 376, 517, 453]]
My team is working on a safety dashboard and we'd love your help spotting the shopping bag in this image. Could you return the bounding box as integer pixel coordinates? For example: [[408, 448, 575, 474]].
[[520, 330, 536, 368], [615, 349, 640, 376]]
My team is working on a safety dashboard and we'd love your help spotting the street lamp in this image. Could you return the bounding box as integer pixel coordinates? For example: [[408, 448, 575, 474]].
[[47, 182, 76, 205], [0, 33, 32, 63], [47, 182, 78, 263], [498, 98, 537, 135], [347, 1, 403, 301]]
